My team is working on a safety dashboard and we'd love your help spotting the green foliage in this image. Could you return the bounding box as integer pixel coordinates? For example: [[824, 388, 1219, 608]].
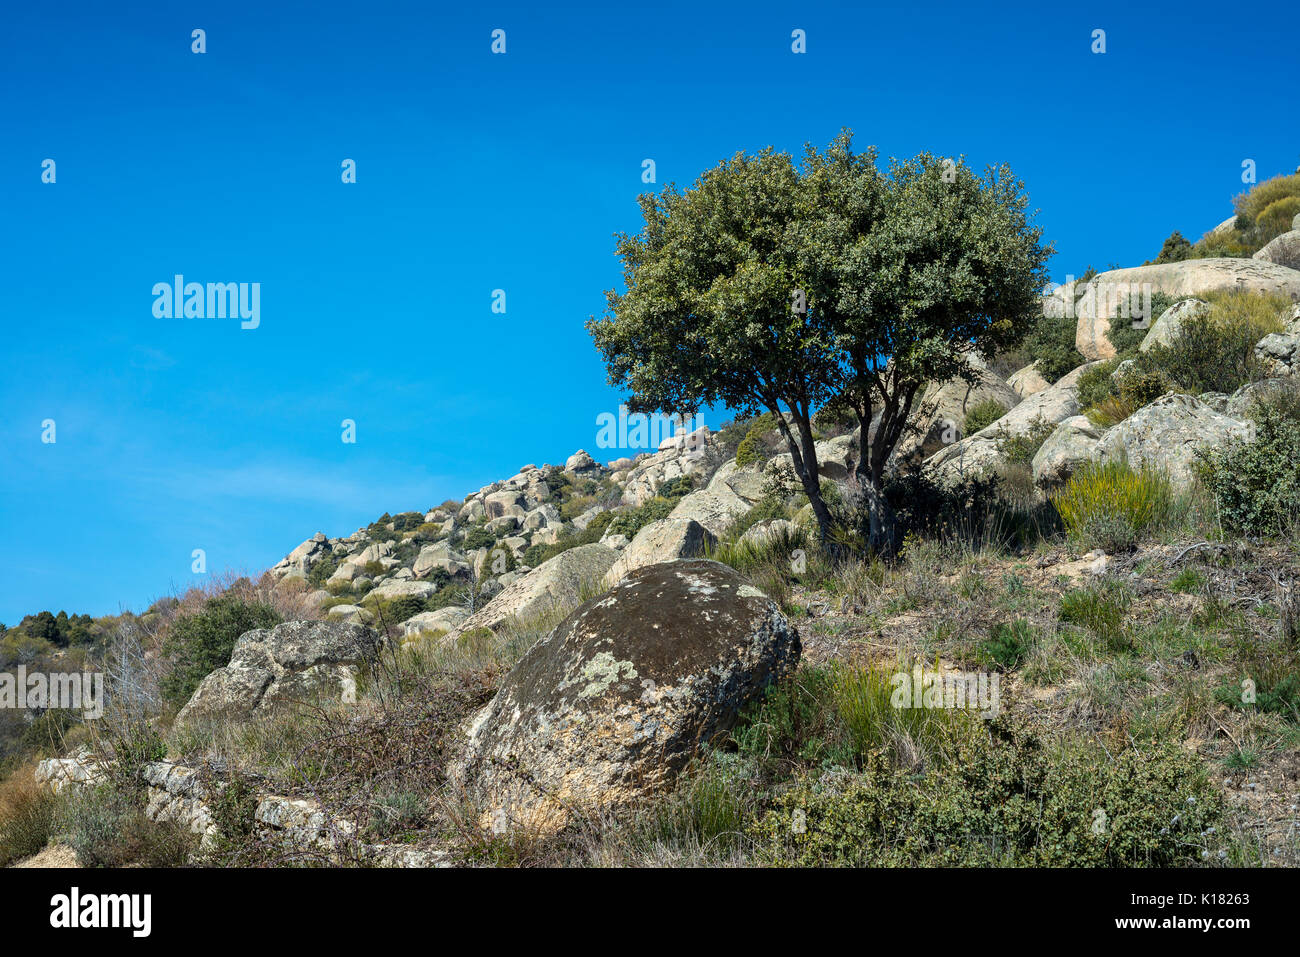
[[1020, 312, 1083, 383], [746, 722, 1222, 866], [963, 399, 1007, 436], [589, 132, 1050, 548], [461, 525, 496, 551], [1052, 461, 1174, 550], [1077, 359, 1120, 409], [979, 620, 1034, 671], [58, 782, 195, 867], [1197, 394, 1300, 536], [1153, 230, 1192, 264], [606, 478, 693, 539], [733, 663, 965, 775], [160, 595, 283, 709], [994, 417, 1056, 466], [735, 413, 778, 467], [1060, 584, 1132, 652], [1140, 296, 1278, 396], [521, 510, 614, 568]]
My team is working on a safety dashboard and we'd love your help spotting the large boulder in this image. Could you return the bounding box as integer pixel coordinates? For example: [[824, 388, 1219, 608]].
[[666, 486, 750, 538], [1255, 331, 1300, 377], [1031, 415, 1106, 487], [1225, 378, 1300, 419], [765, 433, 858, 484], [705, 459, 769, 505], [1071, 259, 1300, 359], [601, 518, 716, 588], [455, 560, 801, 832], [444, 543, 619, 641], [1254, 230, 1300, 271], [924, 362, 1100, 485], [1139, 298, 1210, 353], [895, 355, 1019, 463], [1007, 362, 1051, 398], [1093, 394, 1253, 487], [175, 620, 385, 727], [402, 606, 469, 639]]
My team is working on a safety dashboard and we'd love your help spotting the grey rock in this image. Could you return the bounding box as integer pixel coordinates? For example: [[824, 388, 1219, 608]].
[[176, 620, 385, 726], [1093, 394, 1253, 487], [454, 560, 800, 833], [1031, 415, 1105, 487], [446, 543, 619, 641]]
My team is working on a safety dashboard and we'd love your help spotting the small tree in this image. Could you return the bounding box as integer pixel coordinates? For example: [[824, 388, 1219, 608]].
[[589, 132, 1049, 550]]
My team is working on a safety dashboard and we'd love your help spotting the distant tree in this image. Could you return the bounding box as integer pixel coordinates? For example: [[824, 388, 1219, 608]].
[[590, 132, 1050, 550], [1153, 230, 1192, 264]]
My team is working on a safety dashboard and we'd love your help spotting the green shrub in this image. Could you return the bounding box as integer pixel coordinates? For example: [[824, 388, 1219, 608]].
[[979, 620, 1034, 671], [461, 525, 496, 550], [995, 417, 1056, 466], [1152, 230, 1192, 264], [58, 783, 196, 867], [160, 595, 283, 709], [1021, 313, 1084, 383], [735, 413, 778, 467], [1077, 359, 1120, 410], [747, 721, 1222, 867], [607, 479, 692, 539], [1197, 397, 1300, 536], [1140, 294, 1279, 396], [1052, 461, 1173, 549], [963, 399, 1007, 436]]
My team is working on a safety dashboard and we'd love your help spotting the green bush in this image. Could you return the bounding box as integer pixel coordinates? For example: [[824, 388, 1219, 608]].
[[746, 722, 1222, 867], [1076, 359, 1120, 409], [995, 417, 1056, 466], [1197, 396, 1300, 536], [963, 399, 1007, 436], [979, 620, 1034, 671], [58, 782, 195, 868], [461, 525, 496, 551], [1052, 461, 1173, 550], [1141, 298, 1277, 396], [160, 595, 283, 709], [735, 413, 778, 467], [1021, 313, 1084, 383]]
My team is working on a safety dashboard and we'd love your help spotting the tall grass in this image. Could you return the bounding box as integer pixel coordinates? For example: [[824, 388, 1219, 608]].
[[1052, 461, 1174, 550]]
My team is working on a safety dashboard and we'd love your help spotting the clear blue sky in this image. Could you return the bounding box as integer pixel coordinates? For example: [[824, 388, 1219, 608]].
[[1, 0, 1296, 624]]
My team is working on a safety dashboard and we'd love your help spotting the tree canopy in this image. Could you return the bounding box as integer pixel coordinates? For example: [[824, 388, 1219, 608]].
[[589, 130, 1051, 549]]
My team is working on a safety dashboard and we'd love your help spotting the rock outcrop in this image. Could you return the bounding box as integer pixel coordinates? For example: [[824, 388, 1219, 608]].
[[1254, 230, 1300, 271], [441, 543, 619, 642], [1139, 298, 1210, 353], [1007, 362, 1050, 398], [1070, 259, 1300, 359], [175, 620, 386, 726], [455, 560, 800, 832], [1031, 415, 1106, 487], [895, 354, 1020, 462], [1093, 394, 1253, 487], [602, 518, 716, 588], [924, 362, 1100, 484]]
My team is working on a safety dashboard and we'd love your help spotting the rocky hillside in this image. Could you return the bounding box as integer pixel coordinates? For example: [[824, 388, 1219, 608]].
[[6, 196, 1300, 871]]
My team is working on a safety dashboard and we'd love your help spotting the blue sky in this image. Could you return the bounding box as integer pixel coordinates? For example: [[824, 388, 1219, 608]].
[[1, 0, 1296, 623]]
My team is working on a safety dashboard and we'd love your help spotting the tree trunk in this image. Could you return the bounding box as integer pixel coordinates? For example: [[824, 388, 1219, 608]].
[[770, 408, 832, 547]]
